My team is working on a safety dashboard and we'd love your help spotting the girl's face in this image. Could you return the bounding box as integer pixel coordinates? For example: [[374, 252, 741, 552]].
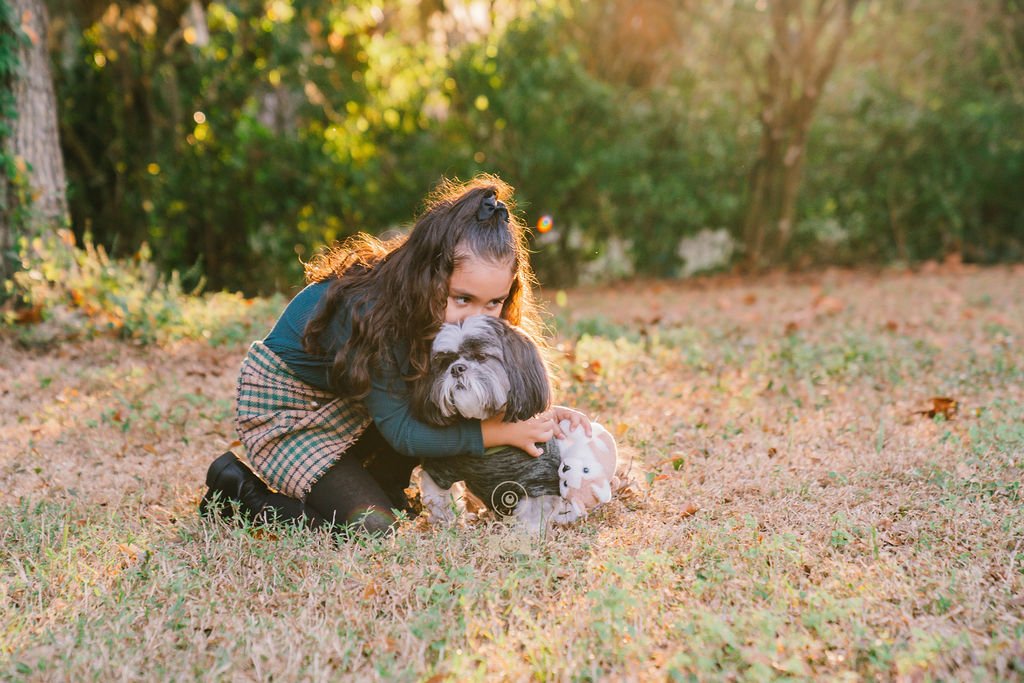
[[445, 256, 515, 324]]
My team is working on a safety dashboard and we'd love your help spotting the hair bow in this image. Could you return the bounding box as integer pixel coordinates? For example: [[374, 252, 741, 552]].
[[477, 194, 510, 223]]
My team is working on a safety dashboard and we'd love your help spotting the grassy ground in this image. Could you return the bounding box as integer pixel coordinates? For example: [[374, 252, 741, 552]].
[[2, 265, 1023, 680]]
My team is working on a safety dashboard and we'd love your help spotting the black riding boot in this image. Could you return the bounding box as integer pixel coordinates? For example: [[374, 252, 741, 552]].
[[199, 452, 322, 527]]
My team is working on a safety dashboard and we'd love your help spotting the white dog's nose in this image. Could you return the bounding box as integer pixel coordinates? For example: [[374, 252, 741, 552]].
[[451, 362, 467, 377]]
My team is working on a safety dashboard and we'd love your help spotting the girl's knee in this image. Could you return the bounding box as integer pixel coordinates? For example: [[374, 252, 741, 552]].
[[347, 505, 398, 538]]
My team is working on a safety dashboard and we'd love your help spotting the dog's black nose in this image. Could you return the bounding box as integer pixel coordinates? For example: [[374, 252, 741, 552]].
[[451, 362, 467, 377]]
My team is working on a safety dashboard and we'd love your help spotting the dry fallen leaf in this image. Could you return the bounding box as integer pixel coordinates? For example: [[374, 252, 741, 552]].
[[813, 295, 845, 316], [552, 566, 573, 580], [916, 397, 958, 420], [250, 529, 279, 541], [462, 492, 488, 517], [15, 305, 44, 325], [572, 359, 603, 383], [679, 503, 699, 518]]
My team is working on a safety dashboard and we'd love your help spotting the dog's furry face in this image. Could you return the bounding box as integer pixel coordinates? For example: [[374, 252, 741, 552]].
[[415, 315, 550, 425]]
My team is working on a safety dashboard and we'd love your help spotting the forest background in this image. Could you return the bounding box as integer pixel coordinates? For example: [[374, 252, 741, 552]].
[[2, 0, 1023, 299]]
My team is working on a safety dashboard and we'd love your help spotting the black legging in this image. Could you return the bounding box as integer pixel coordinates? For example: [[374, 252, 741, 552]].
[[259, 425, 418, 538]]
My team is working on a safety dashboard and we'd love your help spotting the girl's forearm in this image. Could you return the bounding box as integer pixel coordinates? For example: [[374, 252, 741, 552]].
[[480, 416, 508, 449], [481, 414, 551, 456]]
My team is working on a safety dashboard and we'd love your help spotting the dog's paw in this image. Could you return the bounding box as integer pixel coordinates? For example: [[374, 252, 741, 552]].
[[517, 495, 581, 528], [417, 469, 461, 525]]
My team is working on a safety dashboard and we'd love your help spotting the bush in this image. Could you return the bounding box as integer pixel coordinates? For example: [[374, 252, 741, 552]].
[[439, 8, 749, 283], [799, 72, 1024, 266], [2, 229, 281, 346]]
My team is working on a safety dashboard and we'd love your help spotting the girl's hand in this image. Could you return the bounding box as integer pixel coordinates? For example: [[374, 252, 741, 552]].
[[548, 405, 592, 438], [481, 413, 555, 458]]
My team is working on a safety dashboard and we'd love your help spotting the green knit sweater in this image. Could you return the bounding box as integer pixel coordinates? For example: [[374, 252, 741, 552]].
[[263, 280, 484, 459]]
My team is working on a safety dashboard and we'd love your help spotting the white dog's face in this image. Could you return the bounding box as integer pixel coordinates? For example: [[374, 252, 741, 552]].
[[416, 315, 550, 425], [429, 316, 512, 420]]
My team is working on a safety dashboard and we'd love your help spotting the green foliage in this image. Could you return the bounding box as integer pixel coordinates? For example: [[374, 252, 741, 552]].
[[0, 0, 19, 139], [57, 0, 446, 293], [444, 11, 625, 281], [800, 63, 1024, 265], [434, 5, 750, 283], [2, 228, 281, 345], [47, 1, 1024, 291], [0, 0, 18, 146], [0, 0, 29, 255]]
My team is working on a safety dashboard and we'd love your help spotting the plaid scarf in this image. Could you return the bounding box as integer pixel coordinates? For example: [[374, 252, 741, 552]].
[[235, 341, 371, 498]]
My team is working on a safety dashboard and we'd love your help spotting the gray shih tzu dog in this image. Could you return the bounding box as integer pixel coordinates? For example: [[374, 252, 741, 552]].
[[412, 315, 579, 529]]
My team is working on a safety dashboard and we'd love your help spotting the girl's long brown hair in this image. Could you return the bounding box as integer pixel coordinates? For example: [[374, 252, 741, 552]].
[[302, 174, 545, 398]]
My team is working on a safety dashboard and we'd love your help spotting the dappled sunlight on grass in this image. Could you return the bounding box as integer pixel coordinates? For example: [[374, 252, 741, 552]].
[[0, 340, 241, 506]]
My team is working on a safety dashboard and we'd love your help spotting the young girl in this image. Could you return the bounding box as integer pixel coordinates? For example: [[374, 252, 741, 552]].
[[199, 175, 590, 538]]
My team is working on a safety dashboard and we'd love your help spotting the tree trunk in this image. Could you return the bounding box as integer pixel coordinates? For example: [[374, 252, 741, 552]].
[[741, 0, 858, 271], [1, 0, 68, 282]]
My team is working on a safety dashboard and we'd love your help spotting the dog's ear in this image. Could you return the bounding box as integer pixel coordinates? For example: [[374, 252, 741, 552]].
[[420, 396, 457, 427], [494, 319, 550, 422], [592, 423, 619, 474], [411, 374, 456, 427]]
